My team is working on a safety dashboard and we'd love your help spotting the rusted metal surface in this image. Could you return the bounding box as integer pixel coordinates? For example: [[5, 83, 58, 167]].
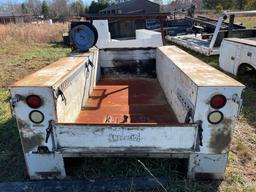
[[10, 49, 97, 88], [76, 76, 178, 125], [158, 46, 244, 87]]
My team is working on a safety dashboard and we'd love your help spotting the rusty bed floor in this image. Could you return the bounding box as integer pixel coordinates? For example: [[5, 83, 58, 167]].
[[76, 76, 178, 125]]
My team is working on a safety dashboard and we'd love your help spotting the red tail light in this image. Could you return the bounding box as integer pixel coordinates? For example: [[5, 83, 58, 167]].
[[210, 94, 227, 109], [26, 95, 42, 109]]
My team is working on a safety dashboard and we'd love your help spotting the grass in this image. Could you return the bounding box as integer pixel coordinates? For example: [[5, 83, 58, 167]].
[[0, 23, 71, 181], [0, 23, 67, 44], [235, 16, 256, 28], [0, 43, 71, 180], [0, 23, 255, 191]]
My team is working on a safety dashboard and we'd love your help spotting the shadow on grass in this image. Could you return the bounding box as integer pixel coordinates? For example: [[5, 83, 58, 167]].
[[50, 41, 70, 49], [0, 117, 27, 181], [237, 70, 256, 127], [64, 157, 221, 192]]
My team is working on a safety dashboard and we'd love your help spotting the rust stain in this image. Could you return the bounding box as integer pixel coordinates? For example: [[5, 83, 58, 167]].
[[17, 119, 44, 153], [209, 118, 233, 154], [159, 46, 245, 87], [76, 76, 178, 125]]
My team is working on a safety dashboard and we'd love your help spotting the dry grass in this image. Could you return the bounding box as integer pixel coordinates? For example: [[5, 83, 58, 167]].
[[0, 23, 68, 44], [235, 16, 256, 28]]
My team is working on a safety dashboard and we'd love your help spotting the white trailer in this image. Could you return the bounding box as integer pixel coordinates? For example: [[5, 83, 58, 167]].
[[219, 38, 256, 75], [9, 44, 245, 180]]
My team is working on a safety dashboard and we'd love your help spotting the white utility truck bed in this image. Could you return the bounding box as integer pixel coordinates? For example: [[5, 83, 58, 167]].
[[220, 38, 256, 75], [10, 45, 244, 180]]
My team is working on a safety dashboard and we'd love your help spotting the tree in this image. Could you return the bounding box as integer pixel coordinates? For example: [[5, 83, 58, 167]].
[[215, 3, 223, 14], [27, 0, 42, 16], [84, 5, 89, 13], [41, 0, 50, 18], [245, 0, 256, 10], [88, 1, 109, 14], [70, 0, 85, 16], [202, 0, 247, 10], [51, 0, 69, 21], [21, 3, 30, 14]]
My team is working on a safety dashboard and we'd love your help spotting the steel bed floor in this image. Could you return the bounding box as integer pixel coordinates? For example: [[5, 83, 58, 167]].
[[76, 76, 178, 125]]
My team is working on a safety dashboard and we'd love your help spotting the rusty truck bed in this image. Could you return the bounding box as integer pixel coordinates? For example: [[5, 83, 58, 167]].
[[76, 75, 178, 125]]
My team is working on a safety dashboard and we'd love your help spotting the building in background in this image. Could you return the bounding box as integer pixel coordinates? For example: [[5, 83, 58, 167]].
[[100, 0, 160, 38], [98, 0, 129, 3], [0, 13, 33, 24], [98, 0, 161, 5]]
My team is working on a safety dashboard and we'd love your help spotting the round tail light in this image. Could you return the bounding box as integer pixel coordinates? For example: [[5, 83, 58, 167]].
[[26, 95, 42, 109], [208, 111, 223, 124], [29, 110, 44, 124], [210, 95, 227, 109]]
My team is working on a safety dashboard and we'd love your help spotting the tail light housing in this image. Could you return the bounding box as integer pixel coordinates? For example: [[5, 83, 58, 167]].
[[26, 95, 42, 109], [210, 94, 227, 109]]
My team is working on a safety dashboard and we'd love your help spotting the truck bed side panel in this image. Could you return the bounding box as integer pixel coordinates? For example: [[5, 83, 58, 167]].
[[156, 48, 198, 123]]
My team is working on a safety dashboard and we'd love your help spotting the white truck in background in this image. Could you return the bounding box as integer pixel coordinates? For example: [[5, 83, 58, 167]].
[[9, 20, 245, 180], [220, 38, 256, 75]]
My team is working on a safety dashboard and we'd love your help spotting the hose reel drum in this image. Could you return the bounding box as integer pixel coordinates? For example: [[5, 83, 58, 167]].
[[70, 21, 98, 52]]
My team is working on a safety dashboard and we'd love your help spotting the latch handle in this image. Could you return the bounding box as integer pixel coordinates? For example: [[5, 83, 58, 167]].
[[45, 120, 54, 143], [9, 94, 23, 116]]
